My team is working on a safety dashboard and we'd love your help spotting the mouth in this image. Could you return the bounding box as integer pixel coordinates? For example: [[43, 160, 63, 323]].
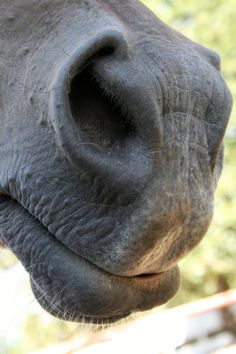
[[31, 265, 172, 324], [0, 195, 180, 324], [30, 251, 180, 324]]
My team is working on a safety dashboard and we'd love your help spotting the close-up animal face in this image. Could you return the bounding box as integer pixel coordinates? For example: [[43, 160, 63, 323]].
[[0, 0, 232, 323]]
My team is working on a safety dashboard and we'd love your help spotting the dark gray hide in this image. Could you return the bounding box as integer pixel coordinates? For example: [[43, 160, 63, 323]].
[[0, 0, 232, 323]]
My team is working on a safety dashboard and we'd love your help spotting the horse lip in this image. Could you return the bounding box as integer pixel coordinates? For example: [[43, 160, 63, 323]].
[[58, 235, 169, 286], [31, 240, 179, 322], [0, 193, 180, 322], [89, 260, 168, 284], [55, 229, 170, 286]]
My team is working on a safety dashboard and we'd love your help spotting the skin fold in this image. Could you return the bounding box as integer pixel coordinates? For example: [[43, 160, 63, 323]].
[[0, 0, 232, 323]]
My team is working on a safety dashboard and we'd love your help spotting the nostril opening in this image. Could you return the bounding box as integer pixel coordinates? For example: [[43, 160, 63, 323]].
[[68, 59, 137, 152], [51, 30, 150, 190]]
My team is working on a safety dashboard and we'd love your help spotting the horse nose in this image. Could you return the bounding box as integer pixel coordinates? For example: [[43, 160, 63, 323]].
[[50, 29, 160, 195]]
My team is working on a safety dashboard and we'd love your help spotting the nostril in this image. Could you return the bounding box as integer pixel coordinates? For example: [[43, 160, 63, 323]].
[[50, 29, 133, 170], [69, 63, 137, 152], [205, 49, 221, 71], [50, 29, 155, 195], [197, 45, 221, 71]]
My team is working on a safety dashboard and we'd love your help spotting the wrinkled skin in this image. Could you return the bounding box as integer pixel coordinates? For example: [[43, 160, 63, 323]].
[[0, 0, 232, 323]]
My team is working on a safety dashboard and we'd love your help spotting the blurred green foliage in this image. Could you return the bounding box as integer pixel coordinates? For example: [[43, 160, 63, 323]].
[[0, 0, 235, 352]]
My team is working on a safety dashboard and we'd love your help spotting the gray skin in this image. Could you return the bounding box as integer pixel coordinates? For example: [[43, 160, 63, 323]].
[[0, 0, 232, 324]]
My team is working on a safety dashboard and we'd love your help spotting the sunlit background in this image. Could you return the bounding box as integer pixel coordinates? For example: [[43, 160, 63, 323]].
[[0, 1, 235, 353]]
